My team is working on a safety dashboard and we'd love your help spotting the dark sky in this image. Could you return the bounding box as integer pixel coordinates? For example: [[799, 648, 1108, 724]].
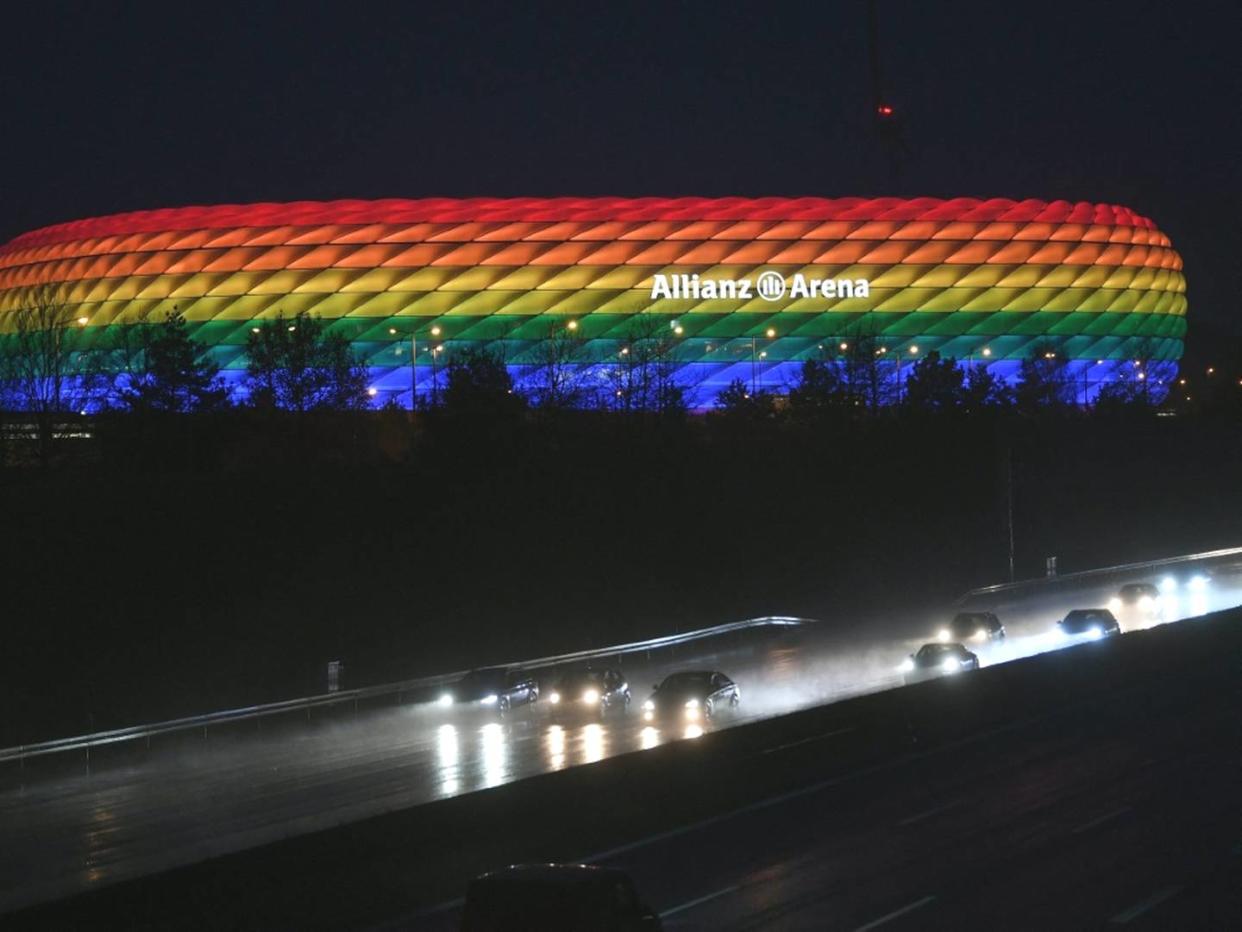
[[2, 0, 1238, 341]]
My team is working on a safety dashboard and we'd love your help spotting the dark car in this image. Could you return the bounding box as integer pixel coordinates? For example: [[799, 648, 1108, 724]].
[[438, 667, 538, 714], [900, 642, 979, 684], [642, 671, 739, 723], [1109, 583, 1162, 620], [1056, 608, 1121, 640], [460, 864, 662, 932], [546, 667, 631, 717], [938, 611, 1005, 644]]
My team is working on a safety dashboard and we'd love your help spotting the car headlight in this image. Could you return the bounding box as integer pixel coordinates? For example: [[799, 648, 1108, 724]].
[[1138, 595, 1154, 611], [1108, 597, 1122, 612], [940, 659, 960, 673], [581, 689, 600, 704], [684, 699, 699, 709], [971, 629, 987, 642], [936, 628, 950, 642], [1189, 575, 1208, 592], [1159, 576, 1178, 593], [548, 691, 560, 704], [438, 693, 453, 707], [642, 699, 654, 712], [481, 694, 498, 705], [1086, 626, 1102, 640], [898, 658, 915, 673]]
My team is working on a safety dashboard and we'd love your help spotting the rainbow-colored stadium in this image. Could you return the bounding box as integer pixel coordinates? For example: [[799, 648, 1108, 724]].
[[0, 197, 1186, 406]]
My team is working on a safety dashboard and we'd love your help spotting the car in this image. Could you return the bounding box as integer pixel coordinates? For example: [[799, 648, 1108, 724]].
[[1108, 582, 1162, 619], [899, 642, 980, 684], [438, 667, 538, 714], [937, 611, 1005, 644], [642, 671, 739, 723], [460, 864, 662, 931], [546, 667, 631, 718], [1055, 608, 1121, 640]]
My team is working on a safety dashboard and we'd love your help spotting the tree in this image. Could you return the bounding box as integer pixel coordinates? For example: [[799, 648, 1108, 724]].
[[963, 364, 1012, 412], [441, 346, 526, 418], [116, 310, 228, 413], [527, 322, 591, 410], [608, 317, 689, 417], [838, 321, 896, 413], [787, 357, 845, 416], [244, 312, 369, 412], [1094, 373, 1154, 414], [1015, 341, 1073, 412], [902, 350, 965, 412], [0, 285, 105, 467], [714, 378, 778, 420]]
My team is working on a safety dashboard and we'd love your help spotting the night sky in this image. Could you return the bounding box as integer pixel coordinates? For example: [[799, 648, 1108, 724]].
[[2, 0, 1238, 345]]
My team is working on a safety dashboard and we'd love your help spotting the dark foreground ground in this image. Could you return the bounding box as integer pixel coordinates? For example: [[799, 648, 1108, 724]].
[[4, 413, 1242, 747], [9, 602, 1240, 931]]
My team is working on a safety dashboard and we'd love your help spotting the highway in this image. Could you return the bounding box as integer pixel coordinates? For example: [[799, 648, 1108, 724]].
[[2, 549, 1241, 924], [593, 648, 1240, 931]]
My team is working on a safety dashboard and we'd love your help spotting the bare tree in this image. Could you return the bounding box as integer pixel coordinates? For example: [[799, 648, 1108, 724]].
[[607, 316, 690, 415], [0, 285, 105, 466], [526, 320, 591, 409], [838, 319, 896, 413]]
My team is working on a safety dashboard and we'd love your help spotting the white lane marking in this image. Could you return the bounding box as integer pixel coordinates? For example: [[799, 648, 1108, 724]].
[[761, 726, 855, 755], [896, 801, 958, 826], [660, 883, 741, 918], [850, 894, 936, 931], [1070, 805, 1132, 835], [1108, 885, 1184, 924]]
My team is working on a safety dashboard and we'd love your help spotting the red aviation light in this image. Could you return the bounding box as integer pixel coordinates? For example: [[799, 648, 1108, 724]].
[[876, 104, 894, 117]]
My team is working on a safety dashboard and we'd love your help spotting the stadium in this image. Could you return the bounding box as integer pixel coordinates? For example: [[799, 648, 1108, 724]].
[[0, 197, 1186, 407]]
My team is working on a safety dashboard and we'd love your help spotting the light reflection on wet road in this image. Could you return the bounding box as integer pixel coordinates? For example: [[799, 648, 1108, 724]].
[[1, 556, 1240, 916]]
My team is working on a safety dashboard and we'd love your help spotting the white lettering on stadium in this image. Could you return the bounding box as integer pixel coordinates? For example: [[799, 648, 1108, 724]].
[[650, 272, 869, 302]]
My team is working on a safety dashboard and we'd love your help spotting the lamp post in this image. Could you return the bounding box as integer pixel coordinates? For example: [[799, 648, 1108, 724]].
[[751, 327, 776, 394], [390, 323, 441, 408], [897, 344, 919, 401]]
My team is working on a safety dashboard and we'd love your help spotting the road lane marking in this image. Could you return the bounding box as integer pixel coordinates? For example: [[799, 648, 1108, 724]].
[[896, 801, 958, 826], [850, 895, 936, 931], [586, 717, 1044, 867], [660, 884, 741, 918], [761, 726, 855, 755], [1070, 805, 1132, 835], [1108, 885, 1183, 924]]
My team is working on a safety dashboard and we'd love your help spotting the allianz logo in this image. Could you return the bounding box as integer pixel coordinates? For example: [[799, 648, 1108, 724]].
[[650, 270, 872, 302]]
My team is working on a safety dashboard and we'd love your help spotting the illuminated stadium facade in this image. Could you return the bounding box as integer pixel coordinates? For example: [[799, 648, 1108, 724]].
[[0, 197, 1186, 407]]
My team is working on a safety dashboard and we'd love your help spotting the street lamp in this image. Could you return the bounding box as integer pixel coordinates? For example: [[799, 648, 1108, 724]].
[[390, 323, 442, 407], [897, 345, 919, 401], [751, 328, 778, 393]]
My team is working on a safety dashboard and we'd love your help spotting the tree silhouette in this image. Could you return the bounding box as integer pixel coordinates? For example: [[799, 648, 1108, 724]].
[[117, 311, 228, 413], [244, 312, 369, 412], [902, 350, 965, 412], [441, 346, 526, 418]]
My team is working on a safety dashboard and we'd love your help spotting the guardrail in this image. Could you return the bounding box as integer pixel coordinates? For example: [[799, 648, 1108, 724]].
[[956, 544, 1242, 604], [0, 615, 805, 766]]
